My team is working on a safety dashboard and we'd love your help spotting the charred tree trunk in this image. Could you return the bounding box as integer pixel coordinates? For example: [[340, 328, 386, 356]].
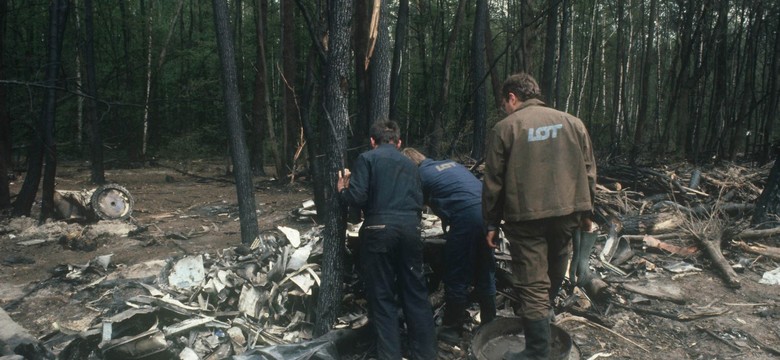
[[430, 0, 466, 158], [389, 0, 408, 122], [351, 0, 370, 160], [315, 0, 351, 337], [484, 11, 502, 109], [0, 0, 10, 210], [471, 0, 488, 160], [212, 0, 259, 244], [83, 0, 105, 184], [541, 0, 557, 106], [368, 0, 391, 125], [753, 158, 780, 226], [249, 0, 268, 176], [14, 0, 68, 218], [282, 0, 300, 177], [630, 0, 656, 164]]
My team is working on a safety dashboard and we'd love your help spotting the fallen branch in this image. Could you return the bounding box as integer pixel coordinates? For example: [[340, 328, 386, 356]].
[[556, 314, 649, 353], [693, 234, 741, 288], [696, 325, 742, 352], [611, 302, 728, 321], [733, 227, 780, 241], [731, 241, 780, 261], [745, 331, 780, 356]]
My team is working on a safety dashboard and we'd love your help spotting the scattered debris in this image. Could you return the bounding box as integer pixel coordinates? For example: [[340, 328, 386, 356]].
[[759, 267, 780, 285], [53, 184, 134, 222]]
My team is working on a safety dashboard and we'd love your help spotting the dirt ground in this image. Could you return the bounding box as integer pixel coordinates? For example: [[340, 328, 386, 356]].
[[1, 160, 780, 359]]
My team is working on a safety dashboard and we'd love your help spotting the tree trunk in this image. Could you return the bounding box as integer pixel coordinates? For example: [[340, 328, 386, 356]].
[[629, 0, 656, 164], [351, 0, 369, 161], [759, 4, 780, 164], [119, 0, 132, 89], [753, 159, 780, 226], [0, 0, 10, 210], [389, 0, 408, 121], [141, 3, 153, 158], [212, 0, 260, 245], [83, 0, 105, 184], [555, 0, 568, 107], [249, 0, 268, 176], [610, 0, 626, 157], [14, 0, 68, 218], [315, 0, 351, 337], [541, 0, 557, 106], [368, 0, 391, 125], [430, 0, 466, 158], [470, 0, 488, 160], [484, 10, 502, 109], [282, 0, 299, 177]]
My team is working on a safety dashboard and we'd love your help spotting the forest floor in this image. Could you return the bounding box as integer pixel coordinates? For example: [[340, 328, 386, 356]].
[[1, 159, 779, 359]]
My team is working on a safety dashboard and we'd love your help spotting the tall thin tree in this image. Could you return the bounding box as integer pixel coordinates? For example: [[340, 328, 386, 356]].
[[368, 0, 391, 124], [0, 0, 10, 210], [281, 0, 300, 177], [471, 0, 488, 160], [13, 0, 68, 218], [83, 0, 105, 184], [212, 0, 260, 245], [315, 0, 352, 337]]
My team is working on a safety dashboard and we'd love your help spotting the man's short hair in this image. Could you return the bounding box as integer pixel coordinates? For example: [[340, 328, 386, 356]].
[[370, 120, 401, 144], [502, 73, 541, 102], [401, 147, 426, 166]]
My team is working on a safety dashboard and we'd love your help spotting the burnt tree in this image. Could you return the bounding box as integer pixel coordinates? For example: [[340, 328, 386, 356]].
[[83, 0, 105, 184], [0, 0, 10, 210], [212, 0, 260, 244], [753, 158, 780, 226], [314, 0, 351, 337], [14, 0, 68, 219]]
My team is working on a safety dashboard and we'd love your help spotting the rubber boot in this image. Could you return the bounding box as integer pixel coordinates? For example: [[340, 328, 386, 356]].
[[478, 295, 496, 325], [437, 302, 466, 345], [503, 318, 551, 360]]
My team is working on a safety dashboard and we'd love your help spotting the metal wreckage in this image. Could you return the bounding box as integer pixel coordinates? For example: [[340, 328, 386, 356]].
[[5, 162, 780, 359]]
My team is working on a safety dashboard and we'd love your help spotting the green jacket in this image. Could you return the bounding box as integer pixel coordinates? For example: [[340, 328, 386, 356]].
[[482, 98, 596, 226]]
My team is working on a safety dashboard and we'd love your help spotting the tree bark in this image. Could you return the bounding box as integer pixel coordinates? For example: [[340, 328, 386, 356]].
[[212, 0, 260, 245], [351, 0, 370, 160], [752, 158, 780, 226], [430, 0, 466, 158], [389, 0, 408, 122], [629, 0, 656, 164], [141, 3, 153, 158], [83, 0, 105, 184], [0, 0, 10, 210], [541, 0, 557, 106], [282, 0, 300, 177], [368, 0, 391, 125], [13, 0, 68, 218], [315, 0, 351, 337], [249, 0, 268, 176], [470, 0, 488, 160]]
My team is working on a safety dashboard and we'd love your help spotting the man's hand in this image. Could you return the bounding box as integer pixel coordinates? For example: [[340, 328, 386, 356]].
[[337, 168, 351, 192], [486, 230, 499, 249]]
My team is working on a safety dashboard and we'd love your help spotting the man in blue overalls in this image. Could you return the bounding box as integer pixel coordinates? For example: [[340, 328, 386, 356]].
[[402, 147, 497, 344]]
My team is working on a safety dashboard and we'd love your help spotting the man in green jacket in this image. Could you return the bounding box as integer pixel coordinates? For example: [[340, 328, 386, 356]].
[[483, 73, 596, 360]]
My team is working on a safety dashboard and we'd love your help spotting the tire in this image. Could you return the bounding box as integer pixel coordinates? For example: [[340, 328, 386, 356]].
[[90, 184, 134, 220]]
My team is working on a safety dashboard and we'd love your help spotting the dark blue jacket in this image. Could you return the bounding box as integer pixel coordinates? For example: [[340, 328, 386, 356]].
[[341, 144, 423, 225], [418, 159, 481, 223]]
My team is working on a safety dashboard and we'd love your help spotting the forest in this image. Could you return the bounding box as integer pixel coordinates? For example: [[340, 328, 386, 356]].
[[1, 0, 779, 214], [1, 0, 780, 339]]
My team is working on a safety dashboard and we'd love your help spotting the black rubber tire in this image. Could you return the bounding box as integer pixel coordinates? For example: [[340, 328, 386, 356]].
[[90, 183, 134, 220]]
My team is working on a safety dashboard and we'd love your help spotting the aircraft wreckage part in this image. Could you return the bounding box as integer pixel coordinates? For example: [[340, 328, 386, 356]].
[[90, 184, 134, 220], [470, 317, 578, 360]]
